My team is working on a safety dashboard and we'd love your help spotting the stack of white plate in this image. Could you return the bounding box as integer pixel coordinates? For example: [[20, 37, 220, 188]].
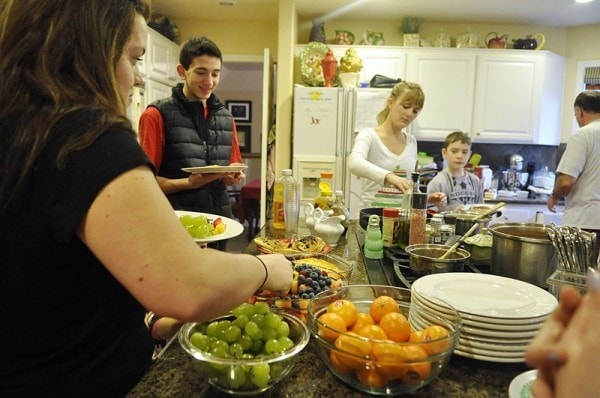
[[409, 273, 558, 363]]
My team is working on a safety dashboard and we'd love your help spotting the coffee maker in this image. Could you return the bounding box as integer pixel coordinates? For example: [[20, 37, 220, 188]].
[[502, 154, 529, 191]]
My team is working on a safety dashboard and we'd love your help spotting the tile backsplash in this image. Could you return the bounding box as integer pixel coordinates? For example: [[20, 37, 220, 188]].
[[418, 141, 566, 176]]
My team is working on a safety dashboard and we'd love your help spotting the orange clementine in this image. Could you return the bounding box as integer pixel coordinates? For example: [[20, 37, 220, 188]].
[[419, 325, 451, 355], [317, 312, 347, 342], [357, 324, 388, 341], [356, 362, 388, 388], [327, 299, 358, 327], [370, 295, 400, 323], [372, 340, 407, 380], [333, 331, 372, 369], [378, 312, 411, 342], [396, 345, 432, 384], [350, 312, 375, 333], [329, 350, 353, 374]]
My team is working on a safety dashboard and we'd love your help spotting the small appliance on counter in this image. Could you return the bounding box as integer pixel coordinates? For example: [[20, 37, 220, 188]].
[[501, 154, 529, 191]]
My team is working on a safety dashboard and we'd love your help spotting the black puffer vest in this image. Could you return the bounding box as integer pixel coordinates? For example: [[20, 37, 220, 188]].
[[149, 84, 234, 216]]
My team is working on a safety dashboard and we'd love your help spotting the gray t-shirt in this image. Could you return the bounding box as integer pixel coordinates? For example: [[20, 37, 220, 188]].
[[427, 169, 484, 211]]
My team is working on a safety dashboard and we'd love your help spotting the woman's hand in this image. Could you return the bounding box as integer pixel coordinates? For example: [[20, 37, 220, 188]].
[[385, 173, 411, 193]]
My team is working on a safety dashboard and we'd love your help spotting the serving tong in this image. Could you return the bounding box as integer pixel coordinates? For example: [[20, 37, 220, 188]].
[[546, 223, 596, 273]]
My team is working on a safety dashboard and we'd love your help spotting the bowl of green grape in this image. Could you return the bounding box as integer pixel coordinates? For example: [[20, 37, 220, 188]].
[[178, 302, 310, 395]]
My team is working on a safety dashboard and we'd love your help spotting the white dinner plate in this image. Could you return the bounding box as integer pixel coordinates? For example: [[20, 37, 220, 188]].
[[458, 337, 528, 353], [181, 165, 248, 174], [412, 293, 545, 331], [175, 210, 244, 243], [412, 273, 557, 319], [509, 369, 537, 398], [456, 344, 525, 358], [454, 348, 525, 363], [413, 291, 551, 325]]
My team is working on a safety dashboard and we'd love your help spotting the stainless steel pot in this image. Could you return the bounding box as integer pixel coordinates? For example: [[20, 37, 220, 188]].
[[405, 244, 470, 275], [444, 211, 500, 236], [489, 223, 557, 288]]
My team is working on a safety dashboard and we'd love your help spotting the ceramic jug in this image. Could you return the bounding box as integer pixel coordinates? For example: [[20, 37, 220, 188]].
[[304, 203, 317, 236], [485, 32, 508, 49], [360, 30, 385, 46], [314, 214, 346, 247], [513, 33, 545, 50]]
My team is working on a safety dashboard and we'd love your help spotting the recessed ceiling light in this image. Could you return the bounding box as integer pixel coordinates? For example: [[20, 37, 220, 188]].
[[575, 0, 593, 4], [219, 0, 235, 6]]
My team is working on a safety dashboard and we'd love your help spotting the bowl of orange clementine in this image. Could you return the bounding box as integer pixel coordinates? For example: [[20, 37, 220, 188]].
[[307, 285, 461, 395]]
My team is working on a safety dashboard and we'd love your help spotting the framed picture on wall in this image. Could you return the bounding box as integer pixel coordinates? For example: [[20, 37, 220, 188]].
[[225, 100, 252, 123], [236, 124, 251, 153]]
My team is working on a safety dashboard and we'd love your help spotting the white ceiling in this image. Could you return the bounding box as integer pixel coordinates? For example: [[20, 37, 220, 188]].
[[152, 0, 600, 28]]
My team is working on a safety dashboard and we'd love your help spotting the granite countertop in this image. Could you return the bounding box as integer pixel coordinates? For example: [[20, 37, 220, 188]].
[[126, 223, 529, 398]]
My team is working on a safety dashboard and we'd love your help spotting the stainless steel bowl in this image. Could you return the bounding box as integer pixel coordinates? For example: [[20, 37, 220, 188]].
[[405, 244, 471, 274]]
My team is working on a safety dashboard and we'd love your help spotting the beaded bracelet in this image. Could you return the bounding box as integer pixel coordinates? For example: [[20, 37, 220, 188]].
[[254, 255, 269, 290]]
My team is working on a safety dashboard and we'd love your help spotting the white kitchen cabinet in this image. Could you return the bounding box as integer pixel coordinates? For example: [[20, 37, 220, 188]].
[[145, 29, 179, 85], [406, 50, 476, 141], [472, 51, 565, 145], [145, 79, 173, 105]]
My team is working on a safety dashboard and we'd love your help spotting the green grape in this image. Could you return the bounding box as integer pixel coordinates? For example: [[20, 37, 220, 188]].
[[277, 336, 294, 353], [206, 321, 221, 338], [264, 312, 282, 329], [223, 325, 242, 343], [179, 215, 195, 227], [232, 303, 256, 318], [211, 339, 230, 353], [275, 321, 290, 338], [209, 345, 230, 359], [254, 301, 270, 315], [190, 332, 211, 352], [250, 313, 265, 328], [232, 314, 249, 329], [195, 224, 212, 238], [244, 321, 259, 337], [261, 327, 277, 342], [250, 339, 264, 353], [236, 334, 252, 351], [270, 361, 285, 379], [250, 364, 271, 388], [225, 366, 247, 389], [229, 342, 244, 358], [264, 338, 279, 354]]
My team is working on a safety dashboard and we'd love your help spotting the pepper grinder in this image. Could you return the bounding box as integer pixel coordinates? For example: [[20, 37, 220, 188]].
[[364, 214, 384, 259]]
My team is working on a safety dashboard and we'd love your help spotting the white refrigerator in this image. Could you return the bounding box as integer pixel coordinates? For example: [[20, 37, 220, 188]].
[[292, 85, 391, 219]]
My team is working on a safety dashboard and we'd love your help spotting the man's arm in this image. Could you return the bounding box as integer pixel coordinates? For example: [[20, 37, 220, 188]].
[[547, 173, 576, 212]]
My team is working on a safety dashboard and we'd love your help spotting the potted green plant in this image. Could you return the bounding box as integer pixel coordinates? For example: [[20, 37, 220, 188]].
[[400, 17, 422, 47]]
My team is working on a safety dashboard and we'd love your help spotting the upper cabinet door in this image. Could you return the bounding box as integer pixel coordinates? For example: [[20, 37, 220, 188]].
[[471, 52, 565, 145], [406, 50, 477, 141], [146, 29, 179, 86]]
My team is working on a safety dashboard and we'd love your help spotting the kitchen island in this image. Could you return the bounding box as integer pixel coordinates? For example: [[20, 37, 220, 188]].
[[126, 224, 529, 398]]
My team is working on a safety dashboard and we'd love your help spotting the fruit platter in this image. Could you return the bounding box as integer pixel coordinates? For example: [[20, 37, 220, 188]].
[[175, 210, 244, 243], [253, 236, 332, 255], [248, 253, 354, 323]]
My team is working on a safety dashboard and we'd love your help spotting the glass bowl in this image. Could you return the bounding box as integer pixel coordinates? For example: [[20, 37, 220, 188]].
[[248, 253, 354, 323], [307, 285, 461, 395], [178, 310, 310, 395]]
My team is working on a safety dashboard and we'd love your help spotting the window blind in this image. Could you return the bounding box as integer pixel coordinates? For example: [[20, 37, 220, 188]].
[[584, 66, 600, 85]]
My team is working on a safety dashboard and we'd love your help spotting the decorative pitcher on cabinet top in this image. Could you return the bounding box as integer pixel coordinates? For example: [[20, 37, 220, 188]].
[[512, 33, 545, 50], [485, 32, 508, 49]]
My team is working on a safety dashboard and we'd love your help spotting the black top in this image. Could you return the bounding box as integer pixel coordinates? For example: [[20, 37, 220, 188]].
[[0, 111, 154, 397]]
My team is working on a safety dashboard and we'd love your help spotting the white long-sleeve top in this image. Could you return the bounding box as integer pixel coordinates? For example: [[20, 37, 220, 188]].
[[348, 128, 418, 210]]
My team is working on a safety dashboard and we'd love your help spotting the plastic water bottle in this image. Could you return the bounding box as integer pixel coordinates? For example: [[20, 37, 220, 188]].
[[282, 169, 300, 238], [272, 173, 286, 231]]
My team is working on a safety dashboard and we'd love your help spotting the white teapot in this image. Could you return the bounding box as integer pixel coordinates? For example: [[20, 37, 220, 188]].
[[314, 214, 346, 247], [305, 205, 332, 236]]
